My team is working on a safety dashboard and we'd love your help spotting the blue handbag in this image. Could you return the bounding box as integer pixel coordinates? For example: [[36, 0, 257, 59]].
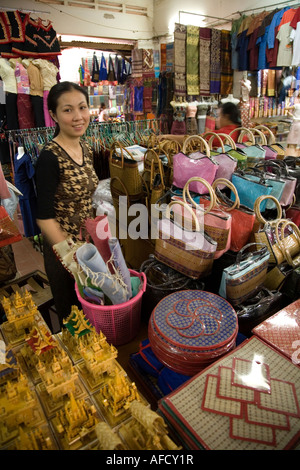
[[219, 243, 270, 305], [231, 172, 273, 210], [240, 168, 286, 210]]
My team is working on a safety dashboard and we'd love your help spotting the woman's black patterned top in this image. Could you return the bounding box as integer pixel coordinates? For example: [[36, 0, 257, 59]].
[[35, 140, 99, 241]]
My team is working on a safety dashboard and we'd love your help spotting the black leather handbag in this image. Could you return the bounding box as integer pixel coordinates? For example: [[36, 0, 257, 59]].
[[235, 287, 283, 337]]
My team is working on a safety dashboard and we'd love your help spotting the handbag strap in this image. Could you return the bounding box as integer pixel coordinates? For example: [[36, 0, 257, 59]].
[[182, 176, 216, 215], [254, 195, 282, 224], [229, 127, 255, 145], [140, 257, 191, 290], [166, 199, 201, 232], [182, 134, 211, 157], [238, 127, 268, 145], [211, 178, 240, 211], [202, 132, 225, 153], [254, 125, 276, 145], [217, 133, 236, 149], [236, 242, 269, 267]]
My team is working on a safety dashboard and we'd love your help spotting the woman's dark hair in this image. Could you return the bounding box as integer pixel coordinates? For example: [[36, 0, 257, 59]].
[[219, 102, 241, 125], [47, 81, 89, 137]]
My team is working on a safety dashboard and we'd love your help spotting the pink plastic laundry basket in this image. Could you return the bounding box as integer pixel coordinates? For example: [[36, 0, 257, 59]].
[[75, 269, 147, 346]]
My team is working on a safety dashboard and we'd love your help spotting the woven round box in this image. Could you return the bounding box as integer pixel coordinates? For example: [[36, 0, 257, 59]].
[[148, 290, 238, 375]]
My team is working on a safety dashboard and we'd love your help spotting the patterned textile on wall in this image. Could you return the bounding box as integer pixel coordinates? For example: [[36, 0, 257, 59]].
[[143, 80, 153, 113], [174, 23, 187, 97], [160, 44, 167, 72], [220, 30, 233, 95], [166, 43, 174, 72], [186, 25, 200, 96], [131, 48, 143, 78], [142, 49, 155, 79], [153, 49, 160, 78], [199, 27, 211, 96], [210, 28, 221, 94]]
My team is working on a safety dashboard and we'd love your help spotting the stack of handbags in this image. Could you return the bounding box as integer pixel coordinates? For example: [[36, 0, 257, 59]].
[[154, 178, 218, 280], [173, 176, 232, 259]]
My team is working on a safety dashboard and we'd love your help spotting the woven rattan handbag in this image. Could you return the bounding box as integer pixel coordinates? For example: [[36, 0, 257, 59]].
[[219, 242, 270, 306], [179, 176, 232, 259], [109, 141, 143, 202], [154, 199, 217, 279], [253, 195, 300, 267], [211, 178, 256, 252]]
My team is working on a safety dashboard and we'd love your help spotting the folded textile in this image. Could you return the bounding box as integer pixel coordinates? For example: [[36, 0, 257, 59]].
[[108, 237, 132, 298], [76, 242, 128, 305]]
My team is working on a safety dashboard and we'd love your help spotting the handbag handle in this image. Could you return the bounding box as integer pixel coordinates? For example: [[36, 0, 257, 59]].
[[275, 219, 300, 267], [217, 133, 237, 150], [236, 242, 269, 268], [144, 148, 166, 190], [254, 160, 288, 178], [211, 178, 240, 211], [254, 125, 276, 145], [166, 199, 201, 232], [238, 127, 267, 145], [229, 127, 256, 145], [254, 195, 283, 224], [109, 141, 137, 169], [182, 176, 216, 215], [110, 176, 130, 208], [182, 134, 211, 157], [202, 132, 225, 153]]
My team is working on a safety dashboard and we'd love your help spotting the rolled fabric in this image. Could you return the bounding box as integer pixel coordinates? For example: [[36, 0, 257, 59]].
[[76, 243, 128, 305], [108, 237, 132, 298]]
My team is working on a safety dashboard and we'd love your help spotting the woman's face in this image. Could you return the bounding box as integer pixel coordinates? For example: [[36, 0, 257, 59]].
[[51, 89, 90, 139]]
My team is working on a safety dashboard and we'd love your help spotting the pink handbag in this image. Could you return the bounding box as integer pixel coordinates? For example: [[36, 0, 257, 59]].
[[172, 135, 219, 194], [203, 132, 238, 187]]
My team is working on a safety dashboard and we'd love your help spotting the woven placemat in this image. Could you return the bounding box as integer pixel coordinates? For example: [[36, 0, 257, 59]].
[[252, 299, 300, 361], [161, 337, 300, 450]]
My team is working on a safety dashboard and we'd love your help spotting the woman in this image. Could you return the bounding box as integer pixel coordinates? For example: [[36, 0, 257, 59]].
[[207, 101, 248, 148], [98, 102, 109, 122], [35, 81, 99, 328]]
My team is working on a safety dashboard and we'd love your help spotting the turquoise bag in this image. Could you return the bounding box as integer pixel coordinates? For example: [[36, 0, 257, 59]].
[[231, 173, 273, 211]]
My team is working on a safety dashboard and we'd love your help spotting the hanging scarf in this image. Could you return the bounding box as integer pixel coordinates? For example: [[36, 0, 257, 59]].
[[131, 48, 143, 77], [199, 27, 211, 96], [99, 54, 107, 81], [186, 25, 199, 96], [210, 28, 221, 94], [174, 23, 187, 97], [107, 55, 115, 82], [153, 49, 160, 78], [220, 30, 233, 95], [160, 44, 167, 72], [83, 58, 91, 86], [142, 49, 155, 79], [166, 43, 174, 72], [91, 52, 99, 82]]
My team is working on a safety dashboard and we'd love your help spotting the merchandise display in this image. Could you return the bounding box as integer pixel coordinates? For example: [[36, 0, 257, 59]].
[[0, 294, 179, 451]]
